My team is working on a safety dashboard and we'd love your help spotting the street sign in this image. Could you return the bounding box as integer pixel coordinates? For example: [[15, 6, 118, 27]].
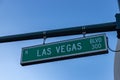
[[21, 34, 108, 66]]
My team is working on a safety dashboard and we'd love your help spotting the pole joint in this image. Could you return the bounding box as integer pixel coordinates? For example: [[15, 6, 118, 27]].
[[115, 13, 120, 39]]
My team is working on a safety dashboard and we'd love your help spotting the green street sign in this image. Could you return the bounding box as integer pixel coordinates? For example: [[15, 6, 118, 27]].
[[21, 34, 108, 66]]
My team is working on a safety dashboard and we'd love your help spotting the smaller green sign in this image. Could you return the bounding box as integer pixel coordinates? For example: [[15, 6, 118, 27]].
[[21, 34, 108, 66]]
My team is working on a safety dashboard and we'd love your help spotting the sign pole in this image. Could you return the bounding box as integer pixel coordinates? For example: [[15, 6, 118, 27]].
[[114, 0, 120, 80], [118, 0, 120, 11], [114, 39, 120, 80], [0, 22, 116, 43]]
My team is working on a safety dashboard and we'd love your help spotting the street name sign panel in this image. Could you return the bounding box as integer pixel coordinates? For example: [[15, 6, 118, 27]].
[[21, 34, 108, 66]]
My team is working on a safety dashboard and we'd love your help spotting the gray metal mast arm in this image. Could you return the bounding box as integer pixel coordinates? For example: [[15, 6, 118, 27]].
[[0, 22, 116, 43]]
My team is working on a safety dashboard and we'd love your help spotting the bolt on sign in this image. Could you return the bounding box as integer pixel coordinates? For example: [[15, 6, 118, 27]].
[[21, 34, 108, 66]]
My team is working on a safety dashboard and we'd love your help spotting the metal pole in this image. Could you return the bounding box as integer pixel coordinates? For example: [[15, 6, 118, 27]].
[[0, 22, 116, 43], [114, 1, 120, 80], [114, 40, 120, 80], [118, 0, 120, 11]]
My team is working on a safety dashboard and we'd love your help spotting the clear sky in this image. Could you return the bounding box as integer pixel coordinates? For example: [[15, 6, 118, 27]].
[[0, 0, 119, 80]]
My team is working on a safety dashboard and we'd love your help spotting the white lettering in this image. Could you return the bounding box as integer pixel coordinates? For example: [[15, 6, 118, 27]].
[[25, 50, 28, 54], [95, 37, 102, 43], [47, 48, 52, 55], [42, 49, 47, 56], [77, 43, 82, 50], [90, 37, 102, 44], [41, 48, 52, 56], [61, 45, 65, 53], [66, 44, 71, 52], [55, 42, 82, 53], [92, 43, 102, 50], [72, 44, 77, 51], [56, 46, 61, 53], [37, 50, 41, 57]]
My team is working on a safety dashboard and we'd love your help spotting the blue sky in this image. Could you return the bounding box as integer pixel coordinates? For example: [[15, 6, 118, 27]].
[[0, 0, 119, 80]]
